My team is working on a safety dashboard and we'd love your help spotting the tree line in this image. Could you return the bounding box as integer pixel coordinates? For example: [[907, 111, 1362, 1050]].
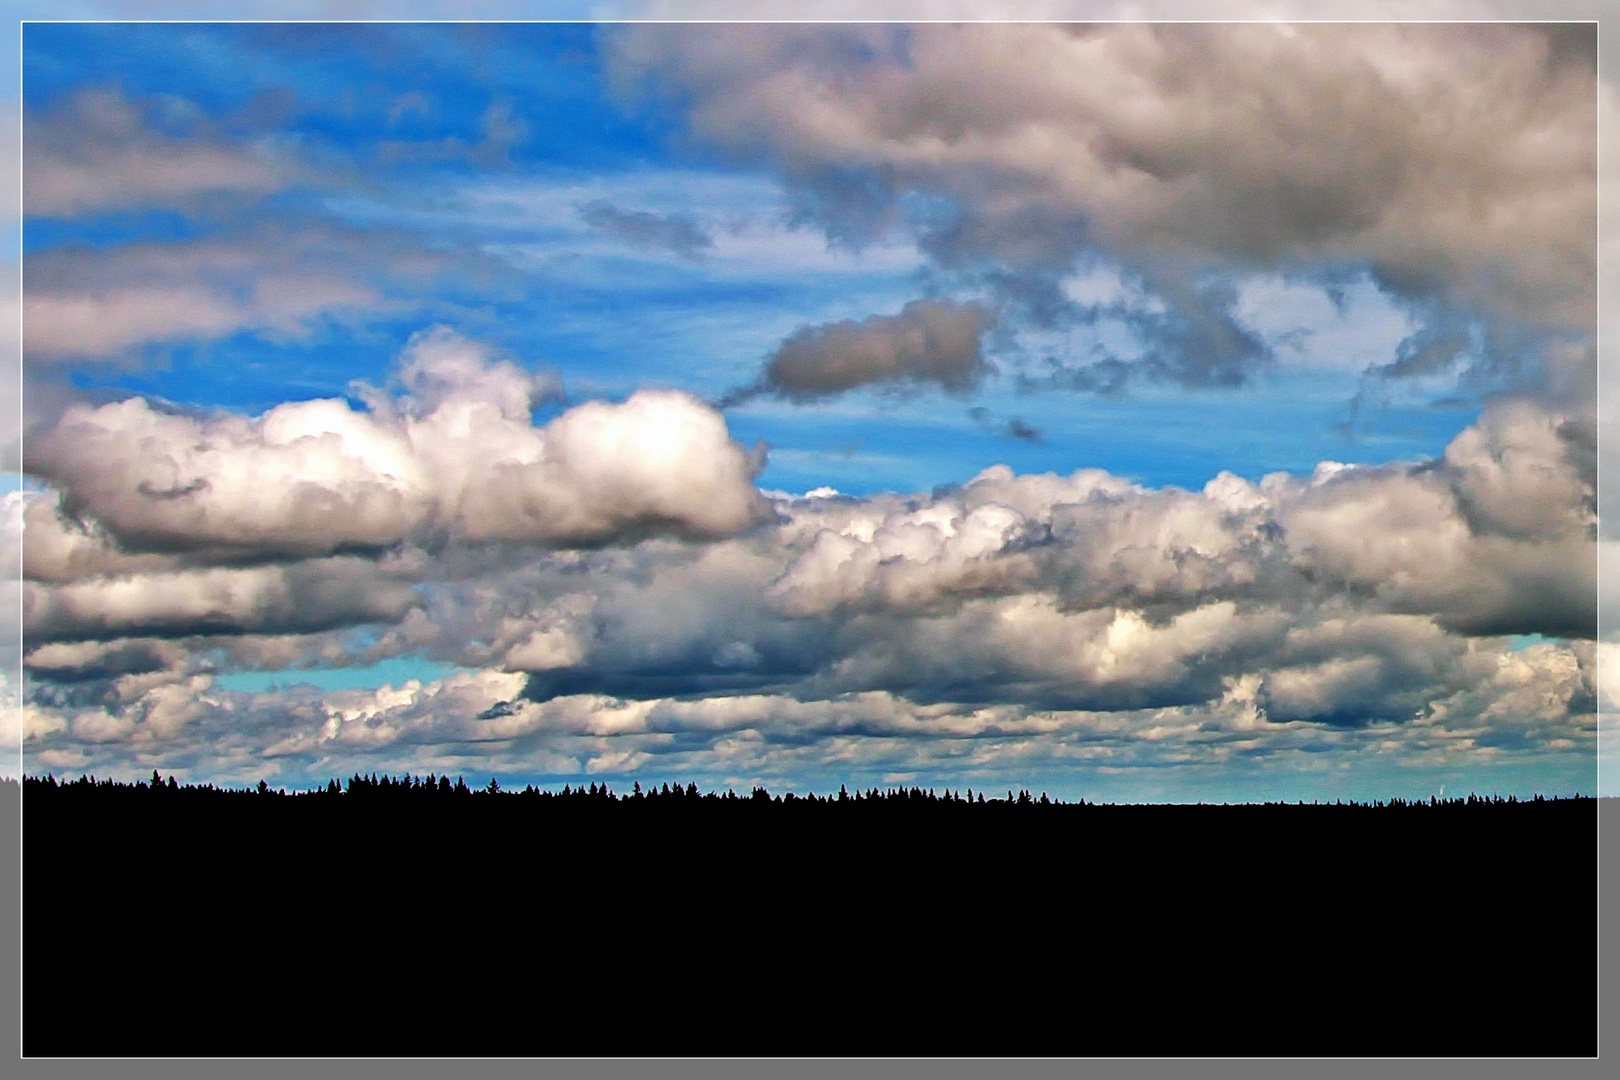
[[21, 771, 1587, 810]]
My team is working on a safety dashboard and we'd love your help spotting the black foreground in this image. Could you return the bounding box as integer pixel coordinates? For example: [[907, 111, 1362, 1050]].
[[24, 775, 1597, 1058]]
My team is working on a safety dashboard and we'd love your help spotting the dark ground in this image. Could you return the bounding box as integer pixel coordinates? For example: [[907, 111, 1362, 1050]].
[[20, 778, 1599, 1057]]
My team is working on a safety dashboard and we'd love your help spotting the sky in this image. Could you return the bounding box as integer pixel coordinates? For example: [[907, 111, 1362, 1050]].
[[2, 6, 1610, 802]]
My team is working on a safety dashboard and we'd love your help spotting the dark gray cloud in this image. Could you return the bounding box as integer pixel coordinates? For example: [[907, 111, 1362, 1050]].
[[724, 297, 995, 404], [1005, 419, 1041, 443], [577, 199, 713, 259], [967, 406, 1042, 443]]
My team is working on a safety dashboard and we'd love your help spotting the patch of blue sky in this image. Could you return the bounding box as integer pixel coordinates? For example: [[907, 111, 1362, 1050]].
[[732, 359, 1481, 497], [519, 278, 927, 400], [447, 262, 922, 377], [1007, 755, 1598, 806], [752, 415, 981, 497], [23, 210, 213, 253], [214, 655, 465, 694], [1230, 270, 1421, 373], [319, 168, 922, 287], [24, 24, 281, 113], [58, 269, 911, 421], [452, 747, 1596, 806], [64, 331, 405, 416], [0, 472, 45, 495]]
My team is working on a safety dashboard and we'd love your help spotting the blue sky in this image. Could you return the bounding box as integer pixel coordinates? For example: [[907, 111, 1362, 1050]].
[[9, 19, 1604, 801]]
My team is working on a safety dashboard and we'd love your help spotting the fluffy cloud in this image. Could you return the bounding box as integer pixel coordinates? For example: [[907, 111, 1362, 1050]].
[[608, 23, 1596, 389], [26, 328, 773, 561], [763, 399, 1593, 640], [5, 489, 168, 586], [724, 297, 995, 403]]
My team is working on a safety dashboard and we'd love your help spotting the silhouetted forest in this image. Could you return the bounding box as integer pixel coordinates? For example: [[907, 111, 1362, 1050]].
[[23, 772, 1597, 1058], [21, 768, 1588, 808]]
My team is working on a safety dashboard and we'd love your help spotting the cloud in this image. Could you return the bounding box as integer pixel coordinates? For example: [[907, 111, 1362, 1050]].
[[20, 223, 471, 362], [23, 638, 188, 683], [578, 199, 714, 259], [764, 399, 1594, 640], [20, 90, 541, 368], [605, 1, 1523, 18], [23, 277, 384, 361], [26, 328, 773, 560], [6, 489, 186, 585], [1281, 404, 1596, 637], [724, 297, 995, 404], [18, 370, 1593, 744], [0, 261, 20, 470], [23, 557, 425, 644], [607, 23, 1596, 389], [968, 406, 1042, 442], [17, 635, 1594, 797], [24, 88, 294, 217], [91, 395, 1567, 727], [448, 400, 1589, 715], [1057, 277, 1272, 391]]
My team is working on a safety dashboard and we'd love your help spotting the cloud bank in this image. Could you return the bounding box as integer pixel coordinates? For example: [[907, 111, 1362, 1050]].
[[14, 325, 1596, 791]]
